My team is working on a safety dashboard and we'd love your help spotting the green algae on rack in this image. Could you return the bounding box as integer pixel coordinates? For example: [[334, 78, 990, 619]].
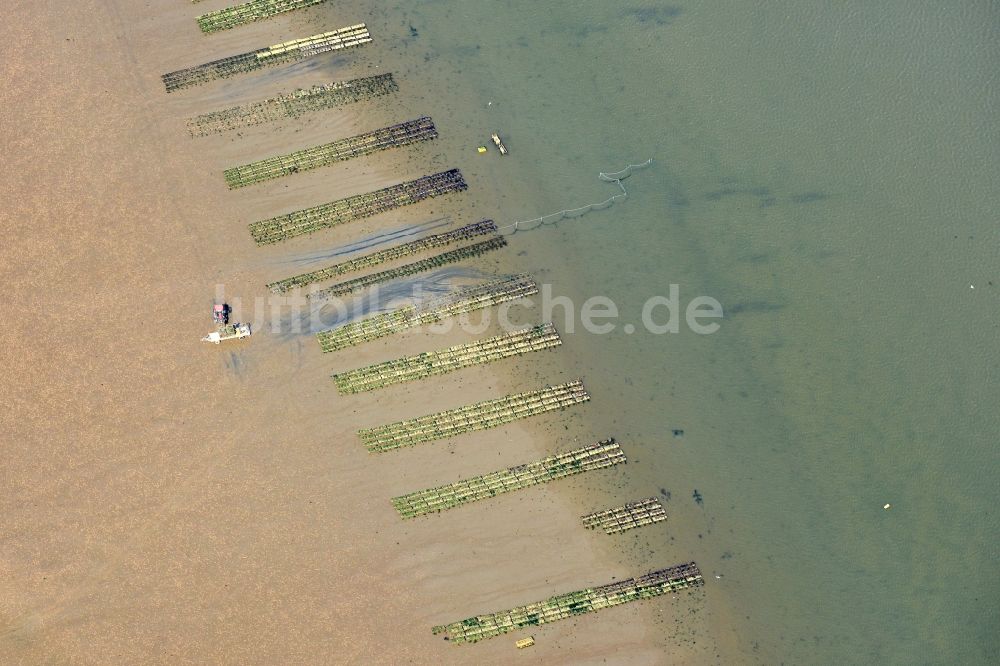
[[581, 497, 667, 534], [196, 0, 328, 34], [162, 24, 371, 92], [432, 562, 704, 643], [269, 220, 497, 294], [392, 438, 625, 518], [333, 323, 561, 394], [359, 380, 590, 452], [224, 117, 438, 189], [187, 74, 398, 137], [315, 274, 538, 352], [309, 236, 506, 298], [248, 169, 467, 245]]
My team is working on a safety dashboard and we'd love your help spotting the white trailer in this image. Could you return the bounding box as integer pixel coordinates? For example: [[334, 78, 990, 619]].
[[202, 323, 251, 344]]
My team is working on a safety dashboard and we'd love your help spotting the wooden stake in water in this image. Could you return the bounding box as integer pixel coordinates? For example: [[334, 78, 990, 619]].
[[248, 169, 467, 245], [187, 74, 399, 136], [224, 117, 438, 189], [432, 562, 705, 643], [391, 438, 625, 518], [359, 380, 590, 452], [162, 24, 372, 92], [581, 497, 667, 534], [333, 323, 562, 394], [315, 274, 538, 352], [196, 0, 329, 34]]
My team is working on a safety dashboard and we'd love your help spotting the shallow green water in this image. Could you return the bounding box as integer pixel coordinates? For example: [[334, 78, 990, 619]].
[[326, 1, 999, 662]]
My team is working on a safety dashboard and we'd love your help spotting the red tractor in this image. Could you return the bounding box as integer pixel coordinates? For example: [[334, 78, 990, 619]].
[[213, 304, 229, 325], [202, 302, 250, 344]]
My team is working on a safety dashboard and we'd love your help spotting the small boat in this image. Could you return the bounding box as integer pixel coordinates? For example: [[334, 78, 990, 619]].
[[491, 132, 508, 155]]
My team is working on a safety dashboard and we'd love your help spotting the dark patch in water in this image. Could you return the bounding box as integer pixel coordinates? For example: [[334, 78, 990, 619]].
[[574, 24, 609, 39], [790, 191, 829, 204], [704, 187, 738, 201], [449, 44, 481, 58], [544, 23, 608, 41], [725, 301, 784, 317], [660, 165, 690, 221], [706, 185, 773, 204], [623, 6, 683, 25]]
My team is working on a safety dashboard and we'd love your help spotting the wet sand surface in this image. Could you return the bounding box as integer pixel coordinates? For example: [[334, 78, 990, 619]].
[[0, 1, 717, 663]]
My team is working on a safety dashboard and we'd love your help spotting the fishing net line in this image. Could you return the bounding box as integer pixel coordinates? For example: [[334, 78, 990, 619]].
[[497, 158, 653, 235]]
